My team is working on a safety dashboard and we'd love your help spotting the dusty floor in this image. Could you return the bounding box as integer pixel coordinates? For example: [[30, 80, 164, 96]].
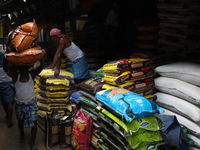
[[0, 102, 72, 150]]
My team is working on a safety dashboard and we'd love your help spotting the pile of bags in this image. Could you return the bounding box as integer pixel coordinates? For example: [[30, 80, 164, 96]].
[[94, 58, 157, 101], [129, 49, 174, 68], [134, 23, 159, 51], [34, 69, 76, 130], [70, 86, 165, 149], [34, 69, 82, 148], [5, 21, 45, 65], [157, 0, 200, 60], [155, 61, 200, 150], [68, 57, 172, 149]]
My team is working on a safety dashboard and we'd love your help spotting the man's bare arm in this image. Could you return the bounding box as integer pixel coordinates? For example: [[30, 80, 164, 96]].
[[50, 38, 66, 69]]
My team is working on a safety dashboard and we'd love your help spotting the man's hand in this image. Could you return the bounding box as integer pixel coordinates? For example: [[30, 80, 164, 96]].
[[53, 68, 60, 77]]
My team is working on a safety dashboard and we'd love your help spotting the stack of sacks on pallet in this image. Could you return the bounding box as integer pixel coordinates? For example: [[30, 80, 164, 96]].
[[5, 21, 45, 65], [34, 68, 77, 132], [154, 61, 200, 150]]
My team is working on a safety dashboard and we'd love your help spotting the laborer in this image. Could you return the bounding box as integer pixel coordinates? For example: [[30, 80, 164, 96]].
[[49, 28, 90, 83], [3, 55, 45, 150]]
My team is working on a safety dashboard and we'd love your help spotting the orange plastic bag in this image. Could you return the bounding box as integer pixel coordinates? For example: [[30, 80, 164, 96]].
[[11, 22, 38, 51], [21, 22, 38, 37], [11, 34, 36, 51]]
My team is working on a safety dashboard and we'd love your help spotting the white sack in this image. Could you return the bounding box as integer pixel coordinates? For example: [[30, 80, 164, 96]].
[[160, 107, 200, 137], [187, 134, 200, 148], [155, 61, 200, 86], [155, 92, 200, 122], [155, 77, 200, 105], [188, 146, 199, 150]]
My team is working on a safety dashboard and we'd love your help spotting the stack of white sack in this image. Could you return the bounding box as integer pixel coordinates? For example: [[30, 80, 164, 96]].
[[155, 61, 200, 149]]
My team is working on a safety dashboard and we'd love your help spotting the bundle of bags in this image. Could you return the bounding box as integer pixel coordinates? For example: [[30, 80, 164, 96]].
[[34, 69, 83, 149], [70, 87, 166, 149], [34, 69, 76, 130], [70, 79, 166, 149], [93, 58, 157, 101], [5, 21, 45, 65], [35, 69, 76, 114], [68, 55, 194, 149]]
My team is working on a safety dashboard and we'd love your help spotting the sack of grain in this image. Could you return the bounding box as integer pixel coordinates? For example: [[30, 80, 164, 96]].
[[5, 48, 45, 65], [10, 22, 38, 51]]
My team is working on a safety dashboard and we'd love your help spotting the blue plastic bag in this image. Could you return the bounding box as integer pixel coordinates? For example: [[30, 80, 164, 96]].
[[95, 88, 164, 122]]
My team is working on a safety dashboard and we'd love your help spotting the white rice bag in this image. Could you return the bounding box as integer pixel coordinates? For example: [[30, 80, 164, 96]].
[[155, 92, 200, 122], [155, 61, 200, 86], [155, 77, 200, 105]]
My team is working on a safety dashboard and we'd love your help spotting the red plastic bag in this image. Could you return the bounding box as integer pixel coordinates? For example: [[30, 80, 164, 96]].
[[71, 109, 93, 150]]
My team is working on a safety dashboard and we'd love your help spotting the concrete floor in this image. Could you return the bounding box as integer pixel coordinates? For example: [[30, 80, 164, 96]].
[[0, 102, 72, 150]]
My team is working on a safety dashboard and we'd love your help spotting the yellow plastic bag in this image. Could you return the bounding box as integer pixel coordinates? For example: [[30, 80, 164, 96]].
[[102, 71, 131, 85], [38, 84, 70, 91], [37, 102, 68, 111], [38, 77, 70, 86], [39, 69, 74, 79], [38, 90, 69, 98], [36, 94, 69, 103]]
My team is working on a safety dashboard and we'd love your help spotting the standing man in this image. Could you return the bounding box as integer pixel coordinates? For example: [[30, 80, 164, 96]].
[[3, 55, 45, 150], [0, 50, 15, 128], [49, 28, 90, 83]]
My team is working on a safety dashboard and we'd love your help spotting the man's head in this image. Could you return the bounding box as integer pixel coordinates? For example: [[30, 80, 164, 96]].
[[50, 28, 65, 38]]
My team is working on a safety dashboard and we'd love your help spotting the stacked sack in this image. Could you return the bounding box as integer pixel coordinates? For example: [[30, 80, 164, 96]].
[[34, 69, 76, 132], [5, 21, 45, 65], [70, 85, 166, 149], [95, 58, 157, 101], [157, 0, 200, 60], [130, 49, 174, 68], [134, 23, 159, 51], [154, 61, 200, 150], [69, 57, 169, 149], [34, 69, 80, 148], [94, 88, 165, 150]]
